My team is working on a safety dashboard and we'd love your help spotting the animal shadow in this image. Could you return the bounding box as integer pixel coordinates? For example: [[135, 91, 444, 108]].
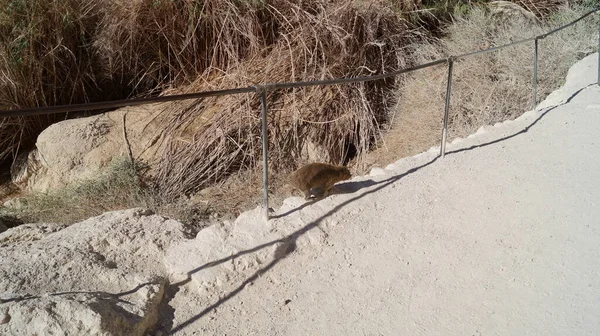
[[330, 179, 377, 195], [272, 179, 377, 219]]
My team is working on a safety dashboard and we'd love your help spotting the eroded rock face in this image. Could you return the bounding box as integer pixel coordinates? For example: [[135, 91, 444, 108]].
[[0, 208, 188, 335], [1, 285, 164, 336], [23, 105, 167, 193], [164, 203, 324, 298], [28, 115, 115, 192]]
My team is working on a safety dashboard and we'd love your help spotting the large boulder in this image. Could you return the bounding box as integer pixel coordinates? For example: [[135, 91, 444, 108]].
[[19, 104, 167, 193], [0, 208, 188, 335]]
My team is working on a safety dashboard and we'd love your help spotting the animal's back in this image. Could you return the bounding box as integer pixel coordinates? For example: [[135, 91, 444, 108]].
[[289, 163, 351, 199]]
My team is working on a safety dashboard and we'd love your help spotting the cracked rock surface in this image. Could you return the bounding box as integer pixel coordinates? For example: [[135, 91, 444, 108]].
[[0, 208, 186, 335]]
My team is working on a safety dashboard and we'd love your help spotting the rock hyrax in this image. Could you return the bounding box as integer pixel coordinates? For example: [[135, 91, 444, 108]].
[[289, 163, 351, 200]]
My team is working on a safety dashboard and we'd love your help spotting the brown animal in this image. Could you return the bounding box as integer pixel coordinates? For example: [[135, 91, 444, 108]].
[[289, 163, 351, 200]]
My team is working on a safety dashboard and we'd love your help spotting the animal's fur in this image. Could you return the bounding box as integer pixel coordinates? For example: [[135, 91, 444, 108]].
[[288, 163, 351, 200]]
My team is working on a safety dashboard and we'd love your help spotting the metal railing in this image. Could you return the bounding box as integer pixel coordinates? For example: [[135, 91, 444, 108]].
[[1, 7, 598, 221]]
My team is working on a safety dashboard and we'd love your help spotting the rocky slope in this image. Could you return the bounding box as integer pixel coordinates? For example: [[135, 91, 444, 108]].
[[0, 209, 187, 335]]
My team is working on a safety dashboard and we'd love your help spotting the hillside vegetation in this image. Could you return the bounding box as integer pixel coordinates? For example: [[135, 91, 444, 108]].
[[366, 2, 599, 166], [0, 0, 598, 225]]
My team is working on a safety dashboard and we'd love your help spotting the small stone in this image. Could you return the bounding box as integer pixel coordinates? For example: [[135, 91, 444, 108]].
[[3, 198, 27, 210], [369, 167, 386, 177]]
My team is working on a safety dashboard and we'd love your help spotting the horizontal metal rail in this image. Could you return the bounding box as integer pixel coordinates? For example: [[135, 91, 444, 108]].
[[263, 59, 448, 90], [0, 7, 597, 118], [0, 7, 597, 222], [455, 36, 537, 60], [538, 7, 598, 39], [0, 87, 256, 118]]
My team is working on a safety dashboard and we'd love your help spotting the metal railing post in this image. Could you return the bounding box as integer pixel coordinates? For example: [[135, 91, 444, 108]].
[[597, 19, 599, 86], [533, 38, 539, 109], [440, 58, 454, 158], [258, 86, 270, 221]]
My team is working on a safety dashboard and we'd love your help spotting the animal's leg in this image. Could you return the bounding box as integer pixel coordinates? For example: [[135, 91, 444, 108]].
[[310, 186, 326, 198], [322, 182, 335, 198], [302, 189, 312, 200]]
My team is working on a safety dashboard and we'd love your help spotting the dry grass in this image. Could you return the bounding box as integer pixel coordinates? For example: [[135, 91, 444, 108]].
[[365, 4, 599, 168], [0, 158, 150, 224], [0, 0, 101, 162], [0, 157, 210, 228], [0, 0, 272, 163], [513, 0, 571, 18], [93, 0, 274, 90], [0, 0, 422, 223], [0, 0, 588, 223], [151, 0, 418, 201], [0, 0, 574, 165]]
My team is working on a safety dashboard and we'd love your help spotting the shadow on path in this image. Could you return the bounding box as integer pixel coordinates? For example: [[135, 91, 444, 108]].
[[9, 85, 585, 334], [447, 85, 592, 155], [166, 84, 594, 334], [0, 281, 160, 305], [166, 155, 439, 334]]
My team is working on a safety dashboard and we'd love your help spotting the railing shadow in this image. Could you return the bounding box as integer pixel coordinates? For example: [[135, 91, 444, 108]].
[[0, 281, 160, 305], [166, 83, 595, 334], [5, 83, 589, 333], [447, 84, 593, 155], [0, 281, 167, 332], [166, 155, 439, 334]]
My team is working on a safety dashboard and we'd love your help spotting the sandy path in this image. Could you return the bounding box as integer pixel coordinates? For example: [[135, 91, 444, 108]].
[[164, 54, 600, 335]]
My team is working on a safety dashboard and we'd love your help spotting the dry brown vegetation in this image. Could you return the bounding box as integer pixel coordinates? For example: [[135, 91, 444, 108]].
[[0, 0, 99, 161], [0, 0, 421, 165], [365, 4, 599, 168], [0, 158, 149, 225], [0, 0, 426, 222], [151, 0, 417, 201], [0, 0, 575, 164], [1, 0, 596, 224]]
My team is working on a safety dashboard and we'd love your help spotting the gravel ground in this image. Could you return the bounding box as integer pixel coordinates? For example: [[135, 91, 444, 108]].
[[161, 54, 600, 336]]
